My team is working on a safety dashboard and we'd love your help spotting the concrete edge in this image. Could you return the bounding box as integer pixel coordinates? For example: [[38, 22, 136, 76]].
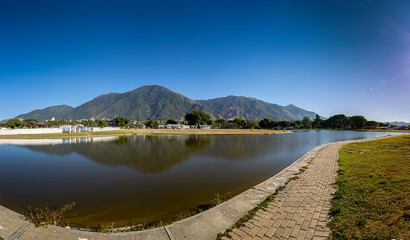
[[0, 135, 401, 240]]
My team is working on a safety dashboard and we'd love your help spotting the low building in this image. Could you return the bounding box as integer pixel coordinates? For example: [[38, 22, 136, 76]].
[[200, 125, 212, 129], [165, 124, 191, 129], [108, 120, 117, 127]]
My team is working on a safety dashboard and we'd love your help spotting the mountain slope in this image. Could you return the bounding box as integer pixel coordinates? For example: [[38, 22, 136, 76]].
[[198, 96, 316, 121], [65, 85, 220, 121], [386, 121, 410, 127], [11, 85, 320, 122], [15, 105, 74, 122]]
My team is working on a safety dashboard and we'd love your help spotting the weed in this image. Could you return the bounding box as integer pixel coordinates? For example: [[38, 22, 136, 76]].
[[211, 193, 222, 207], [101, 222, 115, 233], [289, 176, 300, 181], [23, 202, 76, 227]]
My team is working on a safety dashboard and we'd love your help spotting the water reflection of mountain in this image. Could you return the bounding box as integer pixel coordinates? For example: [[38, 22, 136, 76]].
[[14, 135, 275, 173]]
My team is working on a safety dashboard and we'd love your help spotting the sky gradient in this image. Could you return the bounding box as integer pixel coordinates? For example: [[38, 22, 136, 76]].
[[1, 0, 409, 122]]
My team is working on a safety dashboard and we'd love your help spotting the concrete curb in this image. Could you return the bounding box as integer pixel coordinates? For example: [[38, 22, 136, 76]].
[[0, 136, 396, 240]]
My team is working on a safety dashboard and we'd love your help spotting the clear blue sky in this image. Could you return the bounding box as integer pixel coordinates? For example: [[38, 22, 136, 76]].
[[1, 0, 409, 122]]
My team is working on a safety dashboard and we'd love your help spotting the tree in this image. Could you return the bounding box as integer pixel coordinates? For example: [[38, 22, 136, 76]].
[[57, 119, 69, 126], [246, 120, 259, 129], [6, 119, 22, 128], [279, 121, 290, 128], [259, 118, 272, 129], [114, 116, 130, 128], [302, 117, 312, 129], [379, 122, 388, 127], [232, 118, 246, 128], [349, 115, 367, 129], [408, 125, 410, 130], [145, 120, 159, 129], [313, 114, 323, 129], [294, 120, 303, 129], [323, 114, 348, 129], [22, 119, 38, 128], [366, 121, 378, 129], [166, 119, 177, 124], [185, 110, 211, 126], [97, 120, 109, 128], [44, 121, 59, 128], [83, 120, 99, 127], [212, 119, 227, 128]]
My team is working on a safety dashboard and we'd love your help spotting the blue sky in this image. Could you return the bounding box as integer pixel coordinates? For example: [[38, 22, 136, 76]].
[[0, 0, 409, 122]]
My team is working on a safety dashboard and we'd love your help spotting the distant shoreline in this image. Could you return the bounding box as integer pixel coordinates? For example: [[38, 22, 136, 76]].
[[1, 128, 408, 139], [0, 129, 292, 139]]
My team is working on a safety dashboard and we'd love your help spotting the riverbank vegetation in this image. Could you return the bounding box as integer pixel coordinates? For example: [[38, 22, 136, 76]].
[[2, 110, 408, 132], [23, 202, 76, 227], [330, 135, 410, 239], [0, 129, 291, 139], [21, 193, 232, 232]]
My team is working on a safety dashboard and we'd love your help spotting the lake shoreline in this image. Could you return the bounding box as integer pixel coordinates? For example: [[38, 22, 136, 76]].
[[0, 135, 399, 240], [1, 128, 409, 139], [0, 128, 293, 139]]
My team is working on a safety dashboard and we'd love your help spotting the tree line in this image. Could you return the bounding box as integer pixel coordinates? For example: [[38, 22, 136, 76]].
[[1, 111, 407, 130], [1, 119, 110, 129]]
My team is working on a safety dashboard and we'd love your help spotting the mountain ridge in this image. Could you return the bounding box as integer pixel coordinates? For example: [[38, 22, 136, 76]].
[[12, 85, 319, 122], [15, 105, 74, 122]]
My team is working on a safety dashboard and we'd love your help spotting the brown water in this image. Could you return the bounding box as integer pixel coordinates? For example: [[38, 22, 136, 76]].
[[0, 131, 403, 227]]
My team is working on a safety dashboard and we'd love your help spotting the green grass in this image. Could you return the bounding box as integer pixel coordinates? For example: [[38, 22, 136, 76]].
[[329, 135, 410, 239], [355, 129, 410, 133]]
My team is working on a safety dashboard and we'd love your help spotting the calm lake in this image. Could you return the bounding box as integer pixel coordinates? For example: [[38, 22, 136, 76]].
[[0, 130, 404, 227]]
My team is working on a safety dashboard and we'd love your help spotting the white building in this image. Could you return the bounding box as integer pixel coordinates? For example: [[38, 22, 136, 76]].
[[165, 124, 190, 129]]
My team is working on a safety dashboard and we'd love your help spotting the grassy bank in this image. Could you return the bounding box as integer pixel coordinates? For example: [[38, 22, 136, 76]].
[[355, 129, 410, 133], [330, 135, 410, 239], [0, 129, 291, 138]]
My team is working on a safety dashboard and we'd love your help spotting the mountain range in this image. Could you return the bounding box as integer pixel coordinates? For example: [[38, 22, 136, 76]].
[[386, 121, 410, 127], [12, 85, 318, 122]]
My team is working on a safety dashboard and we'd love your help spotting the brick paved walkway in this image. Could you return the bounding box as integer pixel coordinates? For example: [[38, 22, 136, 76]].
[[223, 142, 345, 240]]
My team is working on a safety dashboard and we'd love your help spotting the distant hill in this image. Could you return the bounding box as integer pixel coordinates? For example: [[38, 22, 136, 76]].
[[386, 121, 410, 127], [0, 119, 10, 124], [64, 85, 220, 121], [11, 85, 320, 122], [198, 96, 317, 121], [15, 105, 73, 122]]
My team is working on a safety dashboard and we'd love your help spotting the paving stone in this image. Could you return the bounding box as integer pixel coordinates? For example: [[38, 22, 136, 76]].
[[255, 226, 269, 238], [226, 143, 349, 240]]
